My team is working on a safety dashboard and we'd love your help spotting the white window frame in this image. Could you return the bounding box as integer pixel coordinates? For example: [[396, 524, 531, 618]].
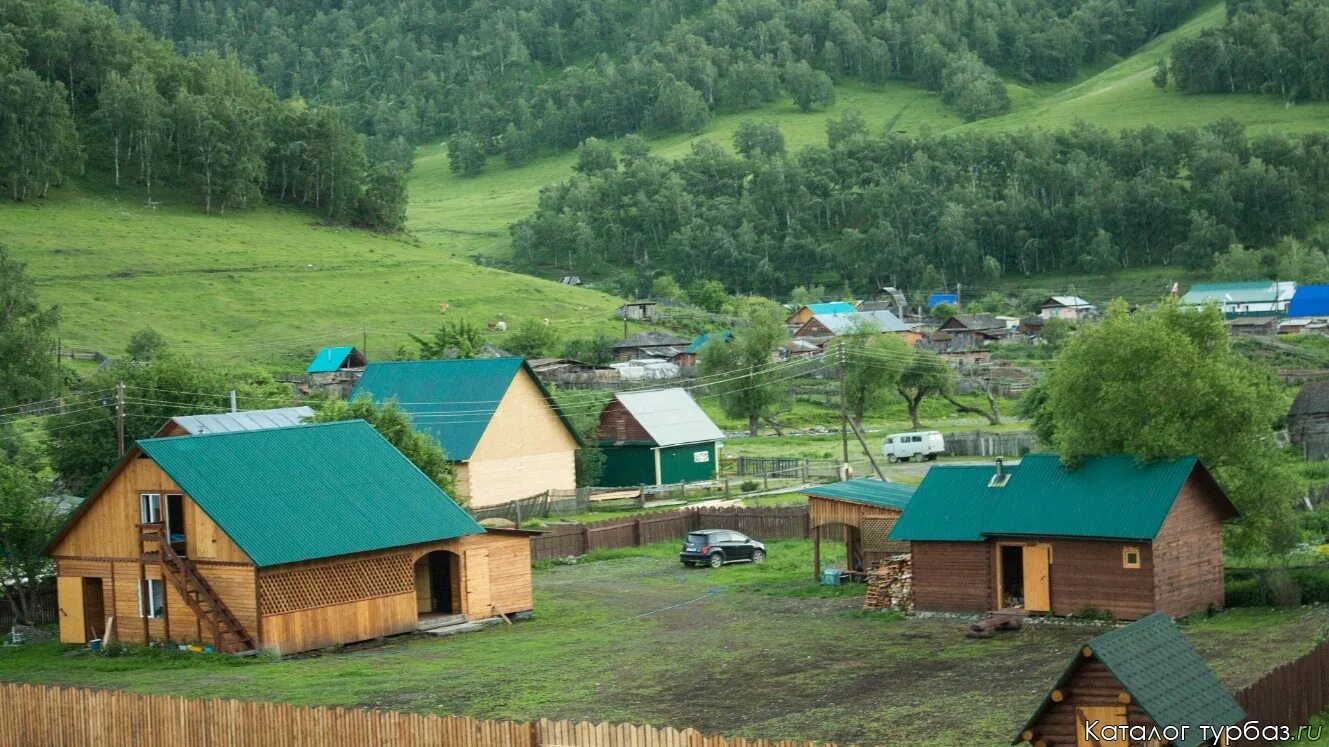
[[138, 578, 165, 618], [139, 493, 162, 524]]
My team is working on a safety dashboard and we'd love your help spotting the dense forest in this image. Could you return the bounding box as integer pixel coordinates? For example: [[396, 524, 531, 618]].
[[511, 117, 1329, 296], [1169, 0, 1329, 101], [0, 0, 404, 228], [99, 0, 1203, 172]]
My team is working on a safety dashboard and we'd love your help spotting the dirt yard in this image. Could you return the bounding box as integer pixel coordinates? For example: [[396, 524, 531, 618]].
[[2, 540, 1325, 746]]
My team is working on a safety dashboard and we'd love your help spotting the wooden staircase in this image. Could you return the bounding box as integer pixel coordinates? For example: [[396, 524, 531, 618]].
[[138, 523, 255, 653]]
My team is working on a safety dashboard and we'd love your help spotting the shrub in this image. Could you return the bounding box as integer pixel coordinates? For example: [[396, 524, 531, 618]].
[[1225, 576, 1264, 607], [1267, 569, 1303, 606], [1292, 568, 1329, 603], [740, 480, 760, 492]]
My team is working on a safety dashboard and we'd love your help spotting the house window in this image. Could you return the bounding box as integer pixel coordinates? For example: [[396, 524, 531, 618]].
[[138, 578, 165, 618], [1122, 546, 1141, 569], [139, 493, 162, 524]]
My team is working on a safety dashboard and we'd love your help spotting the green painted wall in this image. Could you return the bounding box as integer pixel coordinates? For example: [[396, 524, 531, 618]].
[[599, 445, 657, 487], [658, 443, 717, 484]]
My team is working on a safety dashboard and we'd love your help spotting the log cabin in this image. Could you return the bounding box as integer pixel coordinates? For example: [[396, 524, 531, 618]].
[[804, 479, 914, 580], [785, 302, 856, 325], [48, 420, 533, 655], [1016, 613, 1245, 747], [350, 358, 581, 508], [888, 454, 1239, 620], [595, 388, 724, 487]]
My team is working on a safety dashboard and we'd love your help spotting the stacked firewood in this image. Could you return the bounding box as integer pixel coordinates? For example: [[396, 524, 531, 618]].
[[864, 554, 913, 611]]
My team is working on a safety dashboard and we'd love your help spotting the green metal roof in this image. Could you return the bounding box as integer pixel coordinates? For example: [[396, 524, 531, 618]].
[[349, 358, 579, 461], [136, 421, 483, 567], [889, 454, 1236, 542], [1181, 281, 1293, 305], [686, 331, 733, 354], [306, 345, 358, 374], [1015, 613, 1245, 747], [804, 479, 914, 510]]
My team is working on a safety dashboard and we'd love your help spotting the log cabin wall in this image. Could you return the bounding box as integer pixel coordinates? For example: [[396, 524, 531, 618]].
[[52, 456, 257, 646], [1041, 538, 1156, 620], [1152, 473, 1228, 617], [595, 398, 651, 442], [1021, 659, 1155, 747], [910, 541, 994, 612]]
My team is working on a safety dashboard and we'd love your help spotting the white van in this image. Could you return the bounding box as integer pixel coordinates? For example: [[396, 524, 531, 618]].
[[882, 431, 945, 462]]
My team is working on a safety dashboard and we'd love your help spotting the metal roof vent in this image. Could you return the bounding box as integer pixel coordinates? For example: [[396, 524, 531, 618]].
[[988, 458, 1011, 488]]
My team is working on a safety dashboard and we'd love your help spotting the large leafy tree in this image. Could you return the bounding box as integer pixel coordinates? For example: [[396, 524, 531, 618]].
[[0, 246, 61, 410], [1028, 300, 1298, 553], [840, 325, 911, 428], [0, 458, 72, 625], [312, 398, 457, 500], [45, 353, 291, 496], [896, 348, 953, 429], [698, 300, 788, 436]]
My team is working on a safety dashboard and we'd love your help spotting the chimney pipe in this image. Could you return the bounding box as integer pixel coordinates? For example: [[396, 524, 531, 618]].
[[995, 457, 1004, 477]]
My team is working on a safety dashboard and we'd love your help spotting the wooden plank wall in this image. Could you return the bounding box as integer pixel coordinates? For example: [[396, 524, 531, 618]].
[[0, 684, 854, 747], [530, 507, 810, 563]]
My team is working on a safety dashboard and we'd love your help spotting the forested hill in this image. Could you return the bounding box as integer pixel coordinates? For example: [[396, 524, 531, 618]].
[[0, 0, 404, 228], [511, 120, 1329, 297], [100, 0, 1204, 165]]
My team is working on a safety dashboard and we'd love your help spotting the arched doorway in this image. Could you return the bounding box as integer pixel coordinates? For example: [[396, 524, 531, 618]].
[[414, 550, 461, 619]]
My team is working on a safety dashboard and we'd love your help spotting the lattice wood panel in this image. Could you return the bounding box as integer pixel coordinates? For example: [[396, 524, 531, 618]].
[[260, 554, 414, 615], [860, 517, 907, 552]]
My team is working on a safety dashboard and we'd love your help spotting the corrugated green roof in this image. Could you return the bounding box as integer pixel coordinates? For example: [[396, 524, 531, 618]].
[[306, 345, 361, 374], [349, 358, 578, 461], [805, 479, 914, 510], [889, 454, 1234, 542], [686, 331, 733, 354], [137, 421, 483, 567], [1181, 281, 1293, 305], [1015, 613, 1245, 747]]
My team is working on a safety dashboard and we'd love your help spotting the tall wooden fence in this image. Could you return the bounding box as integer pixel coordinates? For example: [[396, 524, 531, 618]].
[[1233, 636, 1329, 744], [0, 583, 57, 631], [0, 683, 846, 747], [530, 506, 810, 563], [942, 430, 1037, 457]]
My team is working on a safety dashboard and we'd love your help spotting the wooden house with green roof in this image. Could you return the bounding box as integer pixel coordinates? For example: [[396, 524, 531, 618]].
[[888, 455, 1238, 619], [1017, 613, 1245, 747], [803, 479, 914, 579], [48, 420, 534, 655], [350, 358, 581, 508]]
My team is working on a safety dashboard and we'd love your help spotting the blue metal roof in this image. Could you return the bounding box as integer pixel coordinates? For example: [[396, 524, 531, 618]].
[[889, 454, 1236, 542], [805, 479, 914, 510], [805, 302, 855, 315], [927, 293, 958, 308], [306, 345, 357, 373], [1290, 285, 1329, 317], [349, 358, 578, 461]]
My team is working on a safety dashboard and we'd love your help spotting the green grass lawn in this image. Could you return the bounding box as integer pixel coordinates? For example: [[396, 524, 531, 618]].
[[2, 541, 1324, 746], [0, 182, 629, 369]]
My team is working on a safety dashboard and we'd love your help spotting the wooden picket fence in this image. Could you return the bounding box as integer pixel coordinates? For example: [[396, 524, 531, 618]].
[[0, 683, 848, 747], [530, 506, 810, 563], [1232, 634, 1329, 743]]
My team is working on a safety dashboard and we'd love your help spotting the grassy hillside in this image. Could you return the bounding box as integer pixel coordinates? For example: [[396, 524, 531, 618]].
[[0, 182, 628, 368], [409, 0, 1329, 271]]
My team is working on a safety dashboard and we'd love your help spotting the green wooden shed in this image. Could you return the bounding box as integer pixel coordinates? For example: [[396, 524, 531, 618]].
[[595, 389, 724, 487]]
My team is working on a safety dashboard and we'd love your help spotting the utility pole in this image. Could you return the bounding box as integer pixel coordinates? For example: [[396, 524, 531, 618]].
[[362, 325, 368, 360], [115, 382, 126, 457], [229, 390, 238, 413], [54, 338, 61, 398], [837, 342, 849, 471]]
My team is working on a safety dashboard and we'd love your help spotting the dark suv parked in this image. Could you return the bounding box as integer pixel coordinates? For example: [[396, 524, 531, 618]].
[[679, 529, 766, 568]]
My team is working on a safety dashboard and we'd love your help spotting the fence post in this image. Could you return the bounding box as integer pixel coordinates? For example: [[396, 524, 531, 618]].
[[529, 721, 541, 747], [582, 523, 591, 554], [633, 518, 642, 547], [680, 480, 687, 501]]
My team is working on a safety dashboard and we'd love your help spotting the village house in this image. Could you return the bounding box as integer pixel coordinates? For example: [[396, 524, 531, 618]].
[[526, 357, 617, 385], [1289, 380, 1329, 460], [786, 301, 856, 325], [888, 454, 1238, 619], [305, 345, 368, 396], [933, 314, 1008, 349], [595, 388, 724, 487], [614, 300, 659, 322], [350, 358, 581, 508], [792, 309, 921, 345], [670, 331, 733, 369], [48, 420, 533, 655], [1038, 296, 1096, 321], [1224, 315, 1279, 337], [1181, 281, 1295, 319], [612, 331, 690, 361], [155, 406, 314, 437], [804, 479, 914, 580], [1016, 613, 1245, 747], [1288, 284, 1329, 318]]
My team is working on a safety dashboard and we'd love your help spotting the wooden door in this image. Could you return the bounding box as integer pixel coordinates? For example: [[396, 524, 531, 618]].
[[1022, 544, 1051, 613], [57, 576, 86, 644], [464, 548, 491, 619], [1075, 705, 1127, 746]]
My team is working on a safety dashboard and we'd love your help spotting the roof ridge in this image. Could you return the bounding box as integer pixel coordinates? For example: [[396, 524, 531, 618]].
[[139, 417, 352, 443], [365, 357, 524, 366]]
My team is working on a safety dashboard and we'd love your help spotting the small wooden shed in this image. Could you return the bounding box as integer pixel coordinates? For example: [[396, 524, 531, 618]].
[[1016, 613, 1245, 747], [805, 479, 914, 580], [351, 358, 581, 508], [596, 388, 724, 487], [888, 455, 1239, 620], [48, 420, 533, 655]]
